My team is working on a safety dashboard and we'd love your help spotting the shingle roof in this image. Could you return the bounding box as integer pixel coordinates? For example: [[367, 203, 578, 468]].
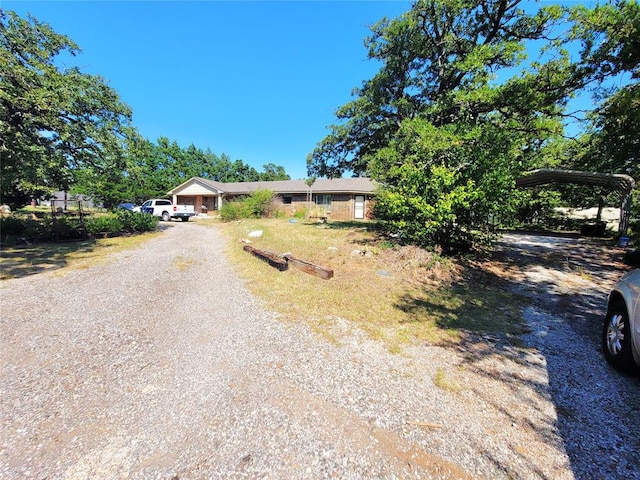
[[178, 177, 376, 195]]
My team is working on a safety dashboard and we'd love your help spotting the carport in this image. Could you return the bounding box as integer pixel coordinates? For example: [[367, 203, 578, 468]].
[[515, 169, 636, 233]]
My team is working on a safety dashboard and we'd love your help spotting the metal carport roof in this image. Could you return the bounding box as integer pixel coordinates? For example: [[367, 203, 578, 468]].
[[515, 169, 636, 233]]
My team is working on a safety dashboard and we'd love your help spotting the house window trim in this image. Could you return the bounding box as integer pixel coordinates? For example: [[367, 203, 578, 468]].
[[314, 194, 332, 207]]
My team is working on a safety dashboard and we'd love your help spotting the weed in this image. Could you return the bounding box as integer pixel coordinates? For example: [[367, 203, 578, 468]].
[[434, 368, 464, 393], [378, 240, 397, 250], [172, 255, 196, 271]]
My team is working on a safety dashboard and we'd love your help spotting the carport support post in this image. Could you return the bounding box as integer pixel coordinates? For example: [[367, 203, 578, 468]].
[[596, 195, 605, 223], [620, 193, 633, 234]]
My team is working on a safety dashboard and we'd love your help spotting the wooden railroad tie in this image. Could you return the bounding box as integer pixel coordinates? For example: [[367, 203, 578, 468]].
[[242, 245, 334, 280], [243, 245, 288, 271], [283, 254, 334, 280]]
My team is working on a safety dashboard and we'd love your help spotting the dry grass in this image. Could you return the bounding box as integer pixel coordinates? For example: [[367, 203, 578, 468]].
[[1, 218, 529, 351], [0, 232, 161, 279], [433, 367, 465, 393], [172, 255, 196, 271], [216, 218, 529, 350]]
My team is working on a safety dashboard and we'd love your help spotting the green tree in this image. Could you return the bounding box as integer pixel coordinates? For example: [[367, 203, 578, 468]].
[[125, 135, 169, 203], [74, 134, 168, 207], [0, 9, 133, 208], [308, 0, 568, 178], [259, 163, 291, 181], [308, 0, 573, 247], [568, 0, 640, 178]]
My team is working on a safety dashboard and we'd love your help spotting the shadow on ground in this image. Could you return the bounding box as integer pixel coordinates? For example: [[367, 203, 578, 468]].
[[394, 233, 639, 478], [464, 234, 639, 478], [0, 241, 98, 279], [0, 224, 170, 280]]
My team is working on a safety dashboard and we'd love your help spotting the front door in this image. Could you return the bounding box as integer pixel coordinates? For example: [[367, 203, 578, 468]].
[[354, 195, 365, 219]]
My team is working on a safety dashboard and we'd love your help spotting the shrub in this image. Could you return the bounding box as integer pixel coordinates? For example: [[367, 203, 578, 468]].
[[623, 248, 640, 267], [24, 216, 50, 239], [85, 211, 158, 235], [244, 190, 275, 217], [115, 210, 158, 233], [51, 215, 83, 232], [219, 190, 275, 221], [220, 200, 252, 221], [0, 216, 26, 235], [85, 215, 124, 236], [0, 210, 158, 245], [293, 208, 308, 220]]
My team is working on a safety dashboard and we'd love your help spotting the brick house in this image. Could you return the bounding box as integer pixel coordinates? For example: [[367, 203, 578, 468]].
[[167, 177, 376, 221]]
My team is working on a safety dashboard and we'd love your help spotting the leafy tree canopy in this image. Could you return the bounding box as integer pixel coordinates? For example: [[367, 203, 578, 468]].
[[0, 9, 133, 209], [308, 0, 570, 179], [308, 0, 637, 247], [1, 9, 291, 209], [73, 135, 291, 207], [567, 0, 640, 178]]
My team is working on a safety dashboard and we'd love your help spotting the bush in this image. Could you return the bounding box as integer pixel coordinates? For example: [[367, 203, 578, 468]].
[[244, 190, 275, 217], [623, 248, 640, 267], [220, 200, 252, 221], [51, 215, 82, 232], [1, 210, 158, 245], [115, 210, 158, 233], [85, 211, 158, 236], [293, 208, 308, 220], [626, 220, 639, 248], [85, 215, 124, 236], [24, 216, 50, 239], [219, 190, 275, 221], [1, 216, 26, 235]]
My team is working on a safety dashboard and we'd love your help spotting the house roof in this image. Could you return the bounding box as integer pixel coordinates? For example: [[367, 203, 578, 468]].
[[169, 177, 376, 196]]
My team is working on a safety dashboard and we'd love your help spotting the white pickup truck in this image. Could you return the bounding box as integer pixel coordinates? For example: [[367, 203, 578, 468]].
[[140, 199, 197, 222]]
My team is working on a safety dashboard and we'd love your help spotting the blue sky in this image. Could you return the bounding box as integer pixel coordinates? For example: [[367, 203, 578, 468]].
[[5, 0, 412, 180], [5, 1, 612, 181]]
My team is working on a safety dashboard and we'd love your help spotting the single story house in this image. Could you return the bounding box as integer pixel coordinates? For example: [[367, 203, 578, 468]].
[[167, 177, 377, 221]]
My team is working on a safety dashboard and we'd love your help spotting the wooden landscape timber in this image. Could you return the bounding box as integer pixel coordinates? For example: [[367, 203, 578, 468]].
[[284, 254, 334, 280], [243, 245, 288, 271], [243, 245, 334, 280]]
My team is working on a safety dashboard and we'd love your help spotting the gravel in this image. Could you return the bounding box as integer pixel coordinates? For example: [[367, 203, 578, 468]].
[[1, 223, 639, 479]]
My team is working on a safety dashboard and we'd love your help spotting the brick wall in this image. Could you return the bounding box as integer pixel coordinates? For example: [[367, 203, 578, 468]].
[[271, 194, 373, 221]]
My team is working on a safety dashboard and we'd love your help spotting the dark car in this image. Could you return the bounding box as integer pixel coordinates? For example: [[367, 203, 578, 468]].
[[116, 203, 140, 212]]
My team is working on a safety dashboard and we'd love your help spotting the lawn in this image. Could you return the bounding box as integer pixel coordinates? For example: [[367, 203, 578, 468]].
[[217, 218, 529, 351], [0, 232, 161, 280]]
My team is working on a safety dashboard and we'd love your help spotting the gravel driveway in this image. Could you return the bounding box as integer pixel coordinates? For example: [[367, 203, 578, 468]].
[[1, 223, 638, 479]]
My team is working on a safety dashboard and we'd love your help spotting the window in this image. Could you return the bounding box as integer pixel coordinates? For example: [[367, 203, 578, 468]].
[[314, 194, 332, 207], [157, 199, 172, 205], [283, 195, 292, 205]]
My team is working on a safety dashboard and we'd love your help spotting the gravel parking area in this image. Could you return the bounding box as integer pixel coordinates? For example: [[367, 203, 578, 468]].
[[1, 223, 638, 479]]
